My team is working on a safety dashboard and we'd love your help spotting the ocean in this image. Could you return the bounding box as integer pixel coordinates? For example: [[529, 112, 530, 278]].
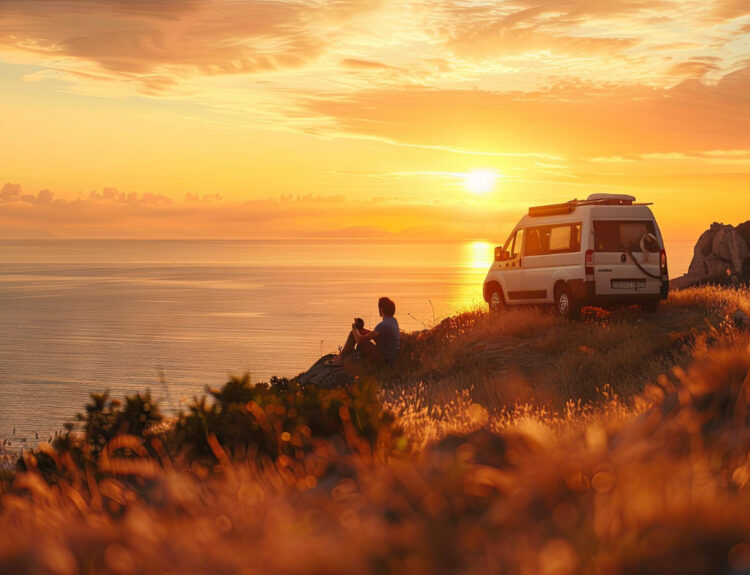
[[0, 239, 694, 443]]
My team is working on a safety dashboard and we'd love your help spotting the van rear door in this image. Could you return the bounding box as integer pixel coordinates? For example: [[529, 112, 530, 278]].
[[592, 220, 662, 296]]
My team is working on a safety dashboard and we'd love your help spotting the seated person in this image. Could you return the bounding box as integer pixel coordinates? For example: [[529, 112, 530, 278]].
[[328, 297, 400, 367]]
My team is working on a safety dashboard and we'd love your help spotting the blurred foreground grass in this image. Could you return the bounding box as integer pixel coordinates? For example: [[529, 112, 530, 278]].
[[1, 286, 750, 574]]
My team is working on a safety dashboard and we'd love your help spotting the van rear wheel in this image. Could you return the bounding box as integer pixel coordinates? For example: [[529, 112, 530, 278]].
[[555, 284, 581, 320]]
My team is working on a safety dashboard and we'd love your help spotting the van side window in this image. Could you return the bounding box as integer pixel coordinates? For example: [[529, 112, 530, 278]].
[[549, 226, 571, 252], [511, 228, 524, 258], [525, 223, 581, 255], [525, 227, 544, 256]]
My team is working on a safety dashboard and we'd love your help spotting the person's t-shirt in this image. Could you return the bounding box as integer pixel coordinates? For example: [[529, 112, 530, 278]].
[[374, 316, 400, 363]]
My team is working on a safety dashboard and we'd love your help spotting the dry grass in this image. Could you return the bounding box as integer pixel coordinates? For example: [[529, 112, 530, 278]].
[[384, 285, 750, 418], [2, 286, 750, 574]]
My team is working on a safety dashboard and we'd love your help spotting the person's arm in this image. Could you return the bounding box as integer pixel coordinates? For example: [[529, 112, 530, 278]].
[[353, 328, 379, 344]]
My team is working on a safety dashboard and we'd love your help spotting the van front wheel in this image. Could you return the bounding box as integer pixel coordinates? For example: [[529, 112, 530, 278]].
[[488, 288, 504, 313], [555, 284, 581, 320]]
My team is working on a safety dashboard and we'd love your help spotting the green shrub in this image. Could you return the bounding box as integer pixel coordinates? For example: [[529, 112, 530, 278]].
[[172, 375, 401, 466], [14, 375, 403, 503]]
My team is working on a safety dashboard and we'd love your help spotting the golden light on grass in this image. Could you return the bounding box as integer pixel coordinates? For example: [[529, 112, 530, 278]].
[[464, 170, 497, 194]]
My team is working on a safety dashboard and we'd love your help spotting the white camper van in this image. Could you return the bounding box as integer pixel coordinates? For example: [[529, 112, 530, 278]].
[[483, 194, 669, 318]]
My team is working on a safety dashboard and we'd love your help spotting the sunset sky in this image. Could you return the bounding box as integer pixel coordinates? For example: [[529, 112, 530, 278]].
[[1, 0, 749, 240]]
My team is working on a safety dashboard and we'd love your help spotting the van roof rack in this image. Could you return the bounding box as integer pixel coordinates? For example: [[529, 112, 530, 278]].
[[528, 194, 651, 217]]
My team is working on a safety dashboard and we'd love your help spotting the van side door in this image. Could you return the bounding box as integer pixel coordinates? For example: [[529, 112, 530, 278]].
[[522, 223, 582, 302], [497, 228, 525, 300]]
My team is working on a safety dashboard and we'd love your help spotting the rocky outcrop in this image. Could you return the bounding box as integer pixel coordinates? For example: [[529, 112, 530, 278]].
[[671, 221, 750, 289], [292, 354, 356, 389]]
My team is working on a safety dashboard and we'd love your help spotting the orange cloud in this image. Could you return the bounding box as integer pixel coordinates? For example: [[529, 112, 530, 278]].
[[2, 0, 746, 98], [714, 0, 750, 18], [340, 59, 396, 70], [668, 58, 722, 79], [306, 64, 750, 158], [436, 2, 642, 59], [0, 0, 381, 92]]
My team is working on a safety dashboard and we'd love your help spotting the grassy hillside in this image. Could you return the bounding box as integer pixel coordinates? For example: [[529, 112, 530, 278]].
[[1, 286, 749, 574], [385, 285, 749, 446]]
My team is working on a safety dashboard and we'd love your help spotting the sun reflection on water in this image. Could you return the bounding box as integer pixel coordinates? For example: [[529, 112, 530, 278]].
[[462, 241, 494, 270], [452, 241, 493, 310]]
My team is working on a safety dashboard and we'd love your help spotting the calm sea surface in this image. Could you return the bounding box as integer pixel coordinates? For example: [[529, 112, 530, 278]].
[[0, 239, 694, 442]]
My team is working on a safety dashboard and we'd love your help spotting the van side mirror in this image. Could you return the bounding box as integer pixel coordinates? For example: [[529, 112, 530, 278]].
[[494, 247, 510, 262]]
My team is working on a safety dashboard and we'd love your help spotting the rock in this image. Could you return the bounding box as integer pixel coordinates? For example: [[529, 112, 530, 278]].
[[736, 221, 750, 250], [292, 353, 356, 389], [688, 223, 749, 279], [671, 221, 750, 289]]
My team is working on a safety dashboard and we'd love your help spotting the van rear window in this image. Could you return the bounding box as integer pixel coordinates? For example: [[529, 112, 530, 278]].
[[594, 220, 656, 252]]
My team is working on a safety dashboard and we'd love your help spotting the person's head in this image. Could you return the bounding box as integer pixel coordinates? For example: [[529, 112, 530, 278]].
[[378, 297, 396, 318]]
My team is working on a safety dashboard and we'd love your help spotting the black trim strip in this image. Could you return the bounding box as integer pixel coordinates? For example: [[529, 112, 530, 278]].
[[508, 290, 547, 300]]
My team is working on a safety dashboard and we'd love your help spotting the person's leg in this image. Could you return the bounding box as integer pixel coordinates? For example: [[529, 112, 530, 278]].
[[341, 328, 371, 359], [340, 331, 356, 359], [329, 327, 375, 366]]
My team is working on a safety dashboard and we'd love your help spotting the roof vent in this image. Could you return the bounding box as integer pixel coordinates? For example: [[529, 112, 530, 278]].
[[586, 193, 635, 204]]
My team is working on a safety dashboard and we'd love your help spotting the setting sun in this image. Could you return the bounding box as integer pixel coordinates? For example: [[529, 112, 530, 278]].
[[465, 170, 497, 194]]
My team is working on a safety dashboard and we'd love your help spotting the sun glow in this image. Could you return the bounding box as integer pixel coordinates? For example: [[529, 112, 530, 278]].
[[465, 170, 497, 194]]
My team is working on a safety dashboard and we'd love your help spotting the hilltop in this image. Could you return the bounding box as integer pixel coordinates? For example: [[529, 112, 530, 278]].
[[1, 285, 750, 574], [296, 285, 748, 442]]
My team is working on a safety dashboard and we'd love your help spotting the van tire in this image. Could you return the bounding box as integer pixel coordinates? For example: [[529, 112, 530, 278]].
[[555, 283, 580, 320], [487, 285, 505, 313]]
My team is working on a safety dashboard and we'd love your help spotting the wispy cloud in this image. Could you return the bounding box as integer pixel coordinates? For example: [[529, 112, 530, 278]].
[[2, 0, 747, 98], [0, 0, 381, 93]]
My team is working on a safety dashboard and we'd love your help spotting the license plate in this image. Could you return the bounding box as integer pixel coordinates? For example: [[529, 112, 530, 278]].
[[611, 279, 646, 289]]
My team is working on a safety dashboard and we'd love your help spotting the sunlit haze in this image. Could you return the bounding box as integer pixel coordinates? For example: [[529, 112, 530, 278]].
[[0, 1, 748, 241]]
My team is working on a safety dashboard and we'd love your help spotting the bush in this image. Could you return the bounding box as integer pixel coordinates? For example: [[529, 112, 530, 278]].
[[13, 376, 404, 507], [172, 375, 402, 467]]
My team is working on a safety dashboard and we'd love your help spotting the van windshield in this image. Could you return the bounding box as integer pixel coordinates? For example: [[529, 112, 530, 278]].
[[502, 229, 524, 258], [594, 220, 656, 252]]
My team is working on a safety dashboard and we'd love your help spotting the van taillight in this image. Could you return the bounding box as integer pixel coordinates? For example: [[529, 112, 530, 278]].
[[660, 249, 668, 279], [585, 249, 594, 276]]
